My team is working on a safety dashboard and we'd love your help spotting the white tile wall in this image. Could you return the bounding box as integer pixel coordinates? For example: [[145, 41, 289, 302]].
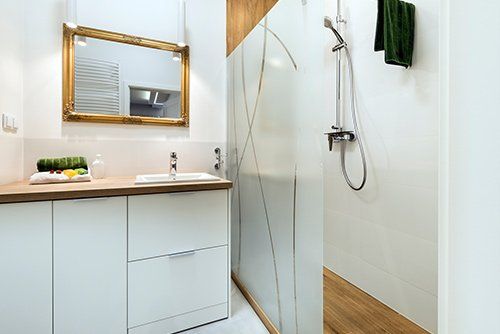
[[325, 209, 437, 296], [323, 0, 439, 332], [0, 137, 23, 185], [23, 139, 225, 179], [0, 2, 24, 185]]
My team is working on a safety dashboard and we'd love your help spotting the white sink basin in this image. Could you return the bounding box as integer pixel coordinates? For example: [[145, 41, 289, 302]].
[[135, 172, 220, 185]]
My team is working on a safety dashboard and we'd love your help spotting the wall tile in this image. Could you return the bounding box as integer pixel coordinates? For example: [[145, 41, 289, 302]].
[[325, 209, 437, 295]]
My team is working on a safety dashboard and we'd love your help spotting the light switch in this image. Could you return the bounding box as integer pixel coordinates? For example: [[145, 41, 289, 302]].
[[2, 113, 18, 131], [7, 116, 14, 129], [2, 113, 9, 129], [11, 116, 18, 130]]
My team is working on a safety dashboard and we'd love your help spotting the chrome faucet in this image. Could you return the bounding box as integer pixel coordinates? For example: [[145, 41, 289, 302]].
[[170, 152, 178, 178]]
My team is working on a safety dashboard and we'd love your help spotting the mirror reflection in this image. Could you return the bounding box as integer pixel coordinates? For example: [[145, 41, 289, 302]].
[[74, 37, 182, 119]]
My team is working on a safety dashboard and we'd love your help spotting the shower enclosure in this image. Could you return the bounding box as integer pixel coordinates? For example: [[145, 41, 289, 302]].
[[227, 0, 325, 332]]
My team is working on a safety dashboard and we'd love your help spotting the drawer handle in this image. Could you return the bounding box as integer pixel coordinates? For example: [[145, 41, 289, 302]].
[[167, 191, 197, 196], [72, 197, 109, 203], [167, 250, 196, 258]]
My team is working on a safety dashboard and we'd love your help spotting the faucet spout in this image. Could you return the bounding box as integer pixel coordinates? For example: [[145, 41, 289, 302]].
[[170, 152, 178, 179]]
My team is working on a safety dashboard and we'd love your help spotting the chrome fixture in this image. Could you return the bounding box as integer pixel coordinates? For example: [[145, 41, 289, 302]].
[[323, 16, 347, 52], [170, 152, 178, 178], [324, 13, 367, 191], [326, 126, 356, 151], [214, 147, 224, 170]]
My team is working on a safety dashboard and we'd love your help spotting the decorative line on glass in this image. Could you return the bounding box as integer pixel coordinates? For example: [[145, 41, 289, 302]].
[[292, 164, 299, 334], [232, 23, 296, 185], [232, 17, 284, 332], [258, 23, 298, 71], [230, 59, 243, 275]]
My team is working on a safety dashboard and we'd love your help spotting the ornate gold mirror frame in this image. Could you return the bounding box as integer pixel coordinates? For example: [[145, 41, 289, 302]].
[[62, 24, 190, 126]]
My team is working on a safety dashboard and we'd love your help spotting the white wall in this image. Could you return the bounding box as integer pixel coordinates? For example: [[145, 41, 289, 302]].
[[0, 1, 24, 184], [323, 0, 439, 332], [21, 0, 226, 177], [440, 0, 500, 333]]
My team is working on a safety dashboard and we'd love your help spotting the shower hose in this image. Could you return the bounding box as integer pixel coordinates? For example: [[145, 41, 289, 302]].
[[340, 47, 367, 191]]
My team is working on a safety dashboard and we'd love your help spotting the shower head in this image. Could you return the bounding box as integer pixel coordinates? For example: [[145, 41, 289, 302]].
[[324, 16, 346, 50], [324, 16, 334, 29]]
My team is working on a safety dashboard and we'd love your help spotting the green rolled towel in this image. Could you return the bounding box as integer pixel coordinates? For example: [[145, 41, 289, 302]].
[[37, 157, 88, 172], [375, 0, 415, 68]]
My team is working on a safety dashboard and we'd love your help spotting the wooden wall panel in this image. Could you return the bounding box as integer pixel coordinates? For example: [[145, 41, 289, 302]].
[[227, 0, 279, 55]]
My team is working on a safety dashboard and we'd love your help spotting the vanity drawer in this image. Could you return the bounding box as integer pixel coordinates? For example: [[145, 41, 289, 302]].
[[128, 304, 227, 334], [128, 245, 228, 329], [128, 190, 228, 261]]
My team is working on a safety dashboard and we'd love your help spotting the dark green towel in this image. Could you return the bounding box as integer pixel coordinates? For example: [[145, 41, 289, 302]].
[[37, 157, 88, 172], [375, 0, 415, 68]]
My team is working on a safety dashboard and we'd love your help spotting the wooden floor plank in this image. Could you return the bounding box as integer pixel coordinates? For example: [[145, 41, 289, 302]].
[[323, 267, 429, 334]]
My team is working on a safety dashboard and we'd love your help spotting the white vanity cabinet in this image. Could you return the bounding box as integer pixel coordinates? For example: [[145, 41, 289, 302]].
[[128, 190, 230, 333], [0, 202, 52, 334], [53, 197, 127, 334], [0, 182, 230, 334]]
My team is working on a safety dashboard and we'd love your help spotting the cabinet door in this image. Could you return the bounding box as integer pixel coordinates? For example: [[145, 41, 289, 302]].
[[53, 197, 127, 334], [0, 202, 52, 334]]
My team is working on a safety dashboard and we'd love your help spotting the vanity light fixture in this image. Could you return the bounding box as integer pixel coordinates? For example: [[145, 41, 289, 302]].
[[177, 0, 186, 47], [172, 52, 181, 62], [75, 35, 87, 47], [65, 0, 78, 29]]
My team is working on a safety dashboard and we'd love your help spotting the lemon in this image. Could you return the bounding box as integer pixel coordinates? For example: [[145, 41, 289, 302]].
[[63, 169, 78, 179]]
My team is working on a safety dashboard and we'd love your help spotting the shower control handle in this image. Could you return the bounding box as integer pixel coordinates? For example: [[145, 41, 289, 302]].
[[324, 131, 356, 151], [328, 133, 334, 151]]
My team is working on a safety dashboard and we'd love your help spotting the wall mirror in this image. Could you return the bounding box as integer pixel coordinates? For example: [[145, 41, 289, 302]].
[[63, 25, 190, 127]]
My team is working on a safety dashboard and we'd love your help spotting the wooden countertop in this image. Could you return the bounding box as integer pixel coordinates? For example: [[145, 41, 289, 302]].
[[0, 176, 233, 204]]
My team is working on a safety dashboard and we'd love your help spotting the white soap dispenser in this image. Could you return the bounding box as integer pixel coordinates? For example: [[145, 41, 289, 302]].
[[91, 154, 106, 179]]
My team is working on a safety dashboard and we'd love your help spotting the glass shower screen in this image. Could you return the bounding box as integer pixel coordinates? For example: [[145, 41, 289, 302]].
[[227, 0, 324, 333]]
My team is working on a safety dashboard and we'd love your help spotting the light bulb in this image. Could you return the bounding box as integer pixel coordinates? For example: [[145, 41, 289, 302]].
[[75, 35, 87, 47], [172, 52, 181, 62]]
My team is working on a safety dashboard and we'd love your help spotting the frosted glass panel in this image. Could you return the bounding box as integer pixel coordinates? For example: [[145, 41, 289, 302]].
[[227, 0, 324, 333]]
